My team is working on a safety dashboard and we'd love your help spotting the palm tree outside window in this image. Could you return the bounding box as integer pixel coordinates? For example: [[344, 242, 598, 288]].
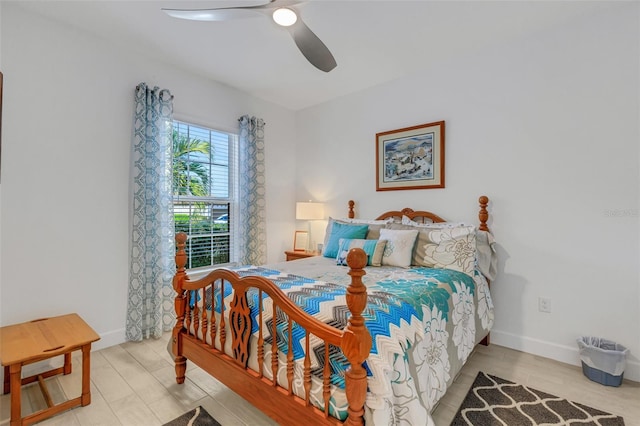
[[172, 120, 238, 269]]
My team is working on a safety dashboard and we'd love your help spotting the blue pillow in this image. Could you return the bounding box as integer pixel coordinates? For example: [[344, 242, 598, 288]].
[[323, 222, 369, 258]]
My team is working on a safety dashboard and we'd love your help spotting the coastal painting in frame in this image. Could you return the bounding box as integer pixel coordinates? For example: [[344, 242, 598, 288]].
[[376, 121, 445, 191]]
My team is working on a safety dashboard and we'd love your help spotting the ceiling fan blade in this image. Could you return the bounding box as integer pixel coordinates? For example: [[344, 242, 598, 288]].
[[288, 19, 337, 72], [162, 1, 303, 22], [162, 8, 264, 21]]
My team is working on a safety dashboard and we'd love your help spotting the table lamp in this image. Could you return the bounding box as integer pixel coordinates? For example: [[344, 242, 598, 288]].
[[295, 201, 324, 251]]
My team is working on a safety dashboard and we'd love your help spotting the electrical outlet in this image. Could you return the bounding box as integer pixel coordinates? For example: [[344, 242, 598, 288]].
[[538, 297, 551, 313]]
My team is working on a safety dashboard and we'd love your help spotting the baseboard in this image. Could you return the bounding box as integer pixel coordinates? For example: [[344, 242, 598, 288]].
[[95, 327, 126, 351], [491, 329, 639, 383]]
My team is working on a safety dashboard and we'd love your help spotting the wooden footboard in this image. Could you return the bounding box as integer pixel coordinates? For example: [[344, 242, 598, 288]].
[[170, 195, 493, 424], [171, 233, 371, 425]]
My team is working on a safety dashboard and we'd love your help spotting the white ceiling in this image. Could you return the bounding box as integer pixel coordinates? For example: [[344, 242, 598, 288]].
[[12, 0, 620, 111]]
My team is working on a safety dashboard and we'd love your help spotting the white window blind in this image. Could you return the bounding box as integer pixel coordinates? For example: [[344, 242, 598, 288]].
[[172, 120, 238, 270]]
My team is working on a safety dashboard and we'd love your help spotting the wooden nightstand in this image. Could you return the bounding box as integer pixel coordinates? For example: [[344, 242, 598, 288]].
[[284, 250, 320, 261]]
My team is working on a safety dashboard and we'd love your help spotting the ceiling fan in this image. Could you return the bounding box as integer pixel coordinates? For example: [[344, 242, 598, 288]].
[[162, 0, 337, 72]]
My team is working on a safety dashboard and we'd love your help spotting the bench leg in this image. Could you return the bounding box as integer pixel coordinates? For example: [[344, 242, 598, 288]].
[[63, 353, 72, 375], [3, 365, 9, 394], [9, 363, 21, 426], [81, 344, 91, 406]]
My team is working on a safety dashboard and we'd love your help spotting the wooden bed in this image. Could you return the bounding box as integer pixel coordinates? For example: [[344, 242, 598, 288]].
[[170, 195, 491, 425]]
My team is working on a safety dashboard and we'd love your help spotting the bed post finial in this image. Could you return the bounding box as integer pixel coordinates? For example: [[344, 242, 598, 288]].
[[172, 232, 188, 384], [343, 248, 372, 425], [348, 200, 355, 219], [174, 233, 188, 286], [478, 195, 489, 232]]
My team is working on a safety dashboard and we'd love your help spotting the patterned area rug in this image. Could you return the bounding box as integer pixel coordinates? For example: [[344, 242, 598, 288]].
[[163, 406, 221, 426], [451, 371, 625, 425]]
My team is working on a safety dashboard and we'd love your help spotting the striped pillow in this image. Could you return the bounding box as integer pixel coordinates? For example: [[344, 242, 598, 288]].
[[336, 238, 387, 266]]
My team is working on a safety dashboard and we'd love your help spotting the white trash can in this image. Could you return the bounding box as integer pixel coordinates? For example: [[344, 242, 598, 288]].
[[577, 336, 628, 387]]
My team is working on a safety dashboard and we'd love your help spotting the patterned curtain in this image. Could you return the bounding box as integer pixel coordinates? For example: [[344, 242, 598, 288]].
[[238, 115, 267, 265], [126, 83, 175, 341]]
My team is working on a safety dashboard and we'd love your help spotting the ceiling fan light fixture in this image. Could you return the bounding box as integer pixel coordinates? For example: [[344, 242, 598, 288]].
[[272, 8, 297, 27]]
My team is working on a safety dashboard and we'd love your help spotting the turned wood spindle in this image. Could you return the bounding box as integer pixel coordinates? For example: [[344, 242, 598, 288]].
[[271, 308, 279, 386], [348, 200, 355, 219], [201, 288, 208, 341], [210, 281, 217, 349], [303, 334, 311, 406], [173, 233, 189, 384], [322, 343, 331, 418], [478, 195, 491, 347], [257, 292, 265, 377], [478, 195, 489, 232], [343, 248, 372, 426], [219, 281, 227, 351], [193, 293, 200, 335], [286, 319, 294, 396]]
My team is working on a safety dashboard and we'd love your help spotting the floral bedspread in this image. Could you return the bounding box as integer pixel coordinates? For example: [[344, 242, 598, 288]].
[[269, 256, 494, 425], [191, 256, 493, 425]]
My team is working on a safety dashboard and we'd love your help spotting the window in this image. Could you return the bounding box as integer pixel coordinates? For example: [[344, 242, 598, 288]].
[[172, 120, 237, 269]]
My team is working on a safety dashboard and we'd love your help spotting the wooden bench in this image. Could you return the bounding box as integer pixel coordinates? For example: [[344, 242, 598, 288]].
[[1, 313, 100, 426]]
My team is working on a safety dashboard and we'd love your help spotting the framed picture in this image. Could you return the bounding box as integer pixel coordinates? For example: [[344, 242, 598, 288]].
[[293, 230, 309, 251], [376, 120, 445, 191]]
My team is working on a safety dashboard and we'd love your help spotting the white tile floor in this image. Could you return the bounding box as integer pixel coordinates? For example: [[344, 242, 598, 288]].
[[1, 335, 638, 425]]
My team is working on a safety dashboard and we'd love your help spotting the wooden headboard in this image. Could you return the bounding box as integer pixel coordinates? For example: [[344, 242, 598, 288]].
[[348, 195, 490, 231]]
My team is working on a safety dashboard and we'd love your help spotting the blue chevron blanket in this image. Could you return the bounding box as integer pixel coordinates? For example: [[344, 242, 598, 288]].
[[194, 267, 422, 383], [188, 260, 494, 424]]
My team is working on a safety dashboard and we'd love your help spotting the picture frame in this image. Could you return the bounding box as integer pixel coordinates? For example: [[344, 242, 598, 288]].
[[293, 230, 309, 251], [376, 120, 445, 191]]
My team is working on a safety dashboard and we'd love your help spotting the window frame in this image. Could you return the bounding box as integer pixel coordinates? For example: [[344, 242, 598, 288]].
[[172, 118, 239, 272]]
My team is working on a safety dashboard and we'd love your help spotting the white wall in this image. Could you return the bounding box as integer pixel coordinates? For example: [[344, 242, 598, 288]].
[[0, 4, 297, 348], [0, 2, 3, 328], [0, 3, 3, 67], [295, 3, 640, 380]]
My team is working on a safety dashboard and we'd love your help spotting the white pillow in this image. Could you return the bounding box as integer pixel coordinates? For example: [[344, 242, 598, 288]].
[[379, 228, 419, 268]]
